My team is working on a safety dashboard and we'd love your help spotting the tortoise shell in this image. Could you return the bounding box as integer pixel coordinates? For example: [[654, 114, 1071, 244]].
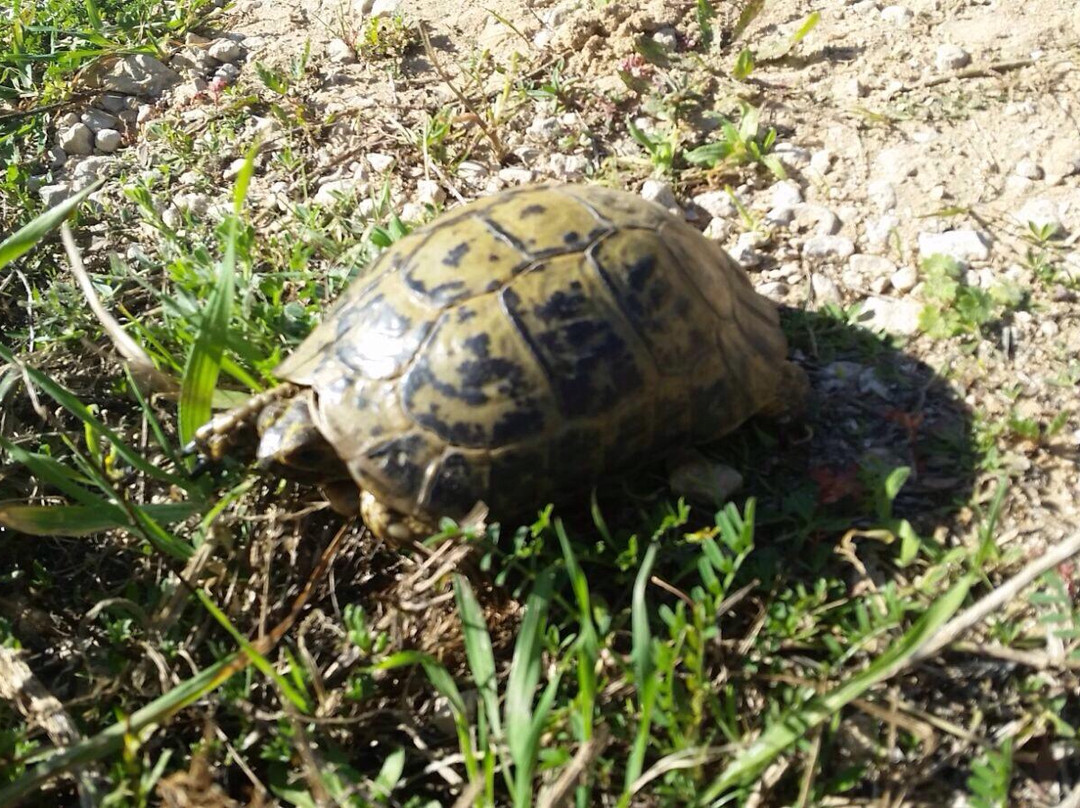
[[249, 184, 800, 528]]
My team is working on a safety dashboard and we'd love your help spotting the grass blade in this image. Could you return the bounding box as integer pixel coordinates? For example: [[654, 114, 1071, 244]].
[[453, 574, 502, 740], [621, 542, 659, 803], [0, 502, 198, 536], [699, 573, 975, 803], [0, 179, 104, 270]]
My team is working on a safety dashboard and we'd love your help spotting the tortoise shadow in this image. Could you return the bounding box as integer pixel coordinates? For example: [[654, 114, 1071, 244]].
[[548, 304, 979, 589]]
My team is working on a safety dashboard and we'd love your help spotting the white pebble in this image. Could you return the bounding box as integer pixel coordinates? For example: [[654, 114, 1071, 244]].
[[94, 128, 122, 153], [640, 179, 678, 211], [880, 5, 914, 27], [1015, 198, 1064, 236], [497, 167, 534, 185], [208, 39, 243, 64], [867, 180, 897, 212], [326, 38, 356, 64], [58, 123, 94, 155], [415, 179, 445, 207], [809, 149, 833, 175], [935, 44, 971, 71], [766, 207, 795, 226], [1013, 159, 1043, 180], [811, 273, 843, 305], [692, 190, 738, 219], [917, 230, 991, 262], [857, 295, 923, 336], [803, 235, 856, 262], [366, 152, 395, 173], [770, 180, 803, 209], [849, 254, 897, 277], [890, 264, 919, 293]]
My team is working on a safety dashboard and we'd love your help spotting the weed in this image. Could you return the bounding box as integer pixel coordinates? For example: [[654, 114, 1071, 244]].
[[917, 253, 1022, 340], [965, 739, 1013, 808], [355, 13, 415, 62], [627, 117, 680, 175], [684, 102, 786, 178]]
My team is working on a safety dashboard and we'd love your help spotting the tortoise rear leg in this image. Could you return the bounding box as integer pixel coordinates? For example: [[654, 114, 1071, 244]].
[[360, 491, 438, 547], [667, 449, 744, 508]]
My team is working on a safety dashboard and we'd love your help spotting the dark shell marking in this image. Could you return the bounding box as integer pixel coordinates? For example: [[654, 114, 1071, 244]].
[[265, 184, 796, 524]]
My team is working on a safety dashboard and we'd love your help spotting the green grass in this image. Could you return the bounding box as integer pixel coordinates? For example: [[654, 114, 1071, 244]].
[[2, 4, 1079, 807]]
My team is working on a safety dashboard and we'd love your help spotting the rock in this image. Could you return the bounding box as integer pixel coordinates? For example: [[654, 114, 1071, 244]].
[[223, 158, 249, 181], [415, 179, 445, 207], [171, 48, 217, 75], [497, 167, 534, 185], [832, 77, 866, 99], [652, 27, 679, 51], [692, 190, 738, 219], [803, 235, 856, 262], [640, 179, 678, 211], [136, 104, 156, 124], [215, 62, 241, 82], [399, 202, 425, 222], [880, 5, 914, 27], [547, 153, 587, 180], [1014, 159, 1043, 180], [890, 264, 919, 292], [770, 180, 803, 208], [162, 205, 184, 230], [731, 232, 765, 268], [57, 112, 80, 128], [917, 230, 991, 262], [369, 0, 400, 17], [849, 253, 897, 277], [793, 204, 841, 235], [766, 207, 795, 226], [94, 129, 122, 153], [457, 160, 491, 183], [314, 178, 363, 206], [1015, 198, 1064, 236], [809, 149, 833, 175], [864, 215, 900, 250], [327, 38, 356, 64], [858, 296, 923, 336], [58, 123, 94, 155], [935, 44, 972, 71], [874, 146, 919, 181], [47, 146, 67, 169], [703, 217, 733, 241], [755, 280, 789, 300], [208, 39, 243, 63], [70, 156, 114, 187], [174, 192, 211, 217], [96, 54, 181, 96], [772, 142, 811, 169], [811, 273, 843, 305], [366, 152, 395, 173], [867, 180, 897, 212], [526, 116, 561, 141], [97, 94, 128, 114], [39, 183, 72, 207]]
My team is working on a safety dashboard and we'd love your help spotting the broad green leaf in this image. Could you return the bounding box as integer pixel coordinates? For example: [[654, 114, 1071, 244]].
[[453, 575, 501, 739]]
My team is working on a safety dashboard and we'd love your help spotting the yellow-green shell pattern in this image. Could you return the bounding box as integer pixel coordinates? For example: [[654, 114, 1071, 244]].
[[267, 184, 794, 523]]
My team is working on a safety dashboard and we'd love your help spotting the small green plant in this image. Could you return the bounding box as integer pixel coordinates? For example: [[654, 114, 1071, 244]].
[[627, 117, 680, 175], [683, 103, 786, 178], [917, 253, 1022, 339], [965, 738, 1013, 808], [356, 13, 415, 61]]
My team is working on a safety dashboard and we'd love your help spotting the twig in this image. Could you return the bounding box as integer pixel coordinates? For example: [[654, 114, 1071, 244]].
[[0, 648, 103, 808], [912, 531, 1080, 663], [417, 21, 505, 161], [59, 223, 178, 396], [536, 726, 611, 808], [919, 58, 1034, 89], [952, 640, 1080, 671]]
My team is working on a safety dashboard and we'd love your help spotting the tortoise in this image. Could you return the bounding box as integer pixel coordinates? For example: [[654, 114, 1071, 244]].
[[192, 184, 807, 544]]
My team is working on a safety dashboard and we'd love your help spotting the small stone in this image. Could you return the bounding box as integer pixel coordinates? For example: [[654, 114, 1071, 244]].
[[185, 32, 212, 45], [39, 183, 73, 207], [415, 179, 445, 207], [70, 156, 114, 188], [867, 180, 897, 212], [223, 157, 248, 181], [692, 190, 738, 219], [97, 94, 128, 114], [803, 234, 856, 262], [526, 116, 560, 141], [766, 207, 795, 226], [369, 0, 400, 18], [652, 26, 679, 51], [314, 178, 363, 206], [793, 204, 841, 235], [890, 264, 919, 293], [1014, 159, 1043, 180], [171, 48, 217, 75], [399, 202, 425, 222], [47, 146, 67, 169], [366, 152, 395, 173], [811, 273, 843, 305], [327, 38, 356, 64], [864, 215, 900, 250], [96, 54, 181, 96], [809, 150, 833, 175], [935, 44, 971, 72], [703, 217, 733, 241], [215, 62, 241, 82], [57, 112, 80, 128], [497, 167, 535, 185], [208, 39, 243, 64], [772, 142, 811, 169], [94, 128, 122, 153], [136, 104, 156, 124], [822, 361, 865, 388], [1015, 198, 1064, 236], [162, 205, 184, 230], [58, 123, 94, 155], [640, 179, 678, 211], [770, 180, 803, 209], [755, 281, 789, 300], [547, 153, 587, 180], [849, 254, 897, 277], [917, 230, 991, 262], [175, 192, 211, 217], [832, 77, 866, 99], [880, 5, 914, 27], [457, 160, 490, 182], [1039, 320, 1059, 338], [857, 295, 923, 336]]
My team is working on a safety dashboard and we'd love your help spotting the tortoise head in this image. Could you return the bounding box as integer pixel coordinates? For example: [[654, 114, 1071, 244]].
[[254, 392, 350, 483]]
